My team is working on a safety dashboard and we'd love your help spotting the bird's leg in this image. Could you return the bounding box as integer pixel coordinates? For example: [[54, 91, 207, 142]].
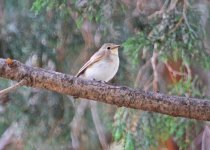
[[92, 78, 107, 84], [99, 80, 107, 84]]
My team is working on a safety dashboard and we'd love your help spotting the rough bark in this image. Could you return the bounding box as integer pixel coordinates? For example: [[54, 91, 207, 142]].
[[0, 58, 210, 120]]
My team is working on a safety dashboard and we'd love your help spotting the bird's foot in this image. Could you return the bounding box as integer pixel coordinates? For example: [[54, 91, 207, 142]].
[[99, 80, 107, 84], [93, 78, 107, 84]]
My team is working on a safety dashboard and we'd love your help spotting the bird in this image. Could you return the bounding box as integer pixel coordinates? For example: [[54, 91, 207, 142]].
[[76, 43, 121, 82]]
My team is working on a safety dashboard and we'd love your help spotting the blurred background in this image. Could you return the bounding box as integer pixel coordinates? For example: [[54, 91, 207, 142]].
[[0, 0, 210, 149]]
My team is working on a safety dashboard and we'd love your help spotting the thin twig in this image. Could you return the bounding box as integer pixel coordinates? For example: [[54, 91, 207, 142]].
[[70, 100, 89, 149], [144, 80, 153, 91], [0, 121, 25, 150], [183, 0, 196, 37], [90, 101, 109, 150], [151, 48, 159, 92], [166, 0, 179, 13], [168, 16, 184, 35], [184, 63, 192, 80], [148, 0, 170, 20], [134, 58, 151, 88], [165, 62, 188, 77], [0, 79, 27, 96]]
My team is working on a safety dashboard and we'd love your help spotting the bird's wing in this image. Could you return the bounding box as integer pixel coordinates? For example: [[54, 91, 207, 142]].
[[75, 50, 106, 77]]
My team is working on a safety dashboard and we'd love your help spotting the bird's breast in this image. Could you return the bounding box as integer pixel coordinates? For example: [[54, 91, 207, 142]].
[[82, 55, 119, 82]]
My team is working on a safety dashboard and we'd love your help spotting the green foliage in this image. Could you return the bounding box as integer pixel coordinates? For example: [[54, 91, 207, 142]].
[[31, 0, 50, 14], [123, 32, 151, 65], [113, 108, 127, 141], [124, 133, 135, 150], [31, 0, 67, 15], [169, 76, 205, 97], [123, 7, 210, 69], [113, 108, 136, 150]]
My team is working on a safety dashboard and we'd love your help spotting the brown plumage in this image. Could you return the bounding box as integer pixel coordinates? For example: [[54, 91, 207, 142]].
[[76, 49, 107, 77], [75, 43, 120, 82]]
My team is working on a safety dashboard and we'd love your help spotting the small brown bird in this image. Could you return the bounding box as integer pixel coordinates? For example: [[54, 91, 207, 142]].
[[76, 43, 120, 82]]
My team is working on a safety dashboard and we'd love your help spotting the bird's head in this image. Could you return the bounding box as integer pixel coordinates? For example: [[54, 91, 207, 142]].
[[101, 43, 121, 55]]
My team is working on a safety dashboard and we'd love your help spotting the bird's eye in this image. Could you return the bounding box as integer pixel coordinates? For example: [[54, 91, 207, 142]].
[[107, 47, 111, 50]]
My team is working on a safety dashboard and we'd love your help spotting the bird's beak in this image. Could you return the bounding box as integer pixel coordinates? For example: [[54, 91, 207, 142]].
[[111, 45, 121, 49]]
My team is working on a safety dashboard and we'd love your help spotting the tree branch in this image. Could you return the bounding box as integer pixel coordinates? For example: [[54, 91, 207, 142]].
[[0, 58, 210, 120], [0, 79, 27, 96]]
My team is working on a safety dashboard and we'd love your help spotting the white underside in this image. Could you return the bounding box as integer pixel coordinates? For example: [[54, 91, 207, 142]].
[[80, 55, 119, 82]]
